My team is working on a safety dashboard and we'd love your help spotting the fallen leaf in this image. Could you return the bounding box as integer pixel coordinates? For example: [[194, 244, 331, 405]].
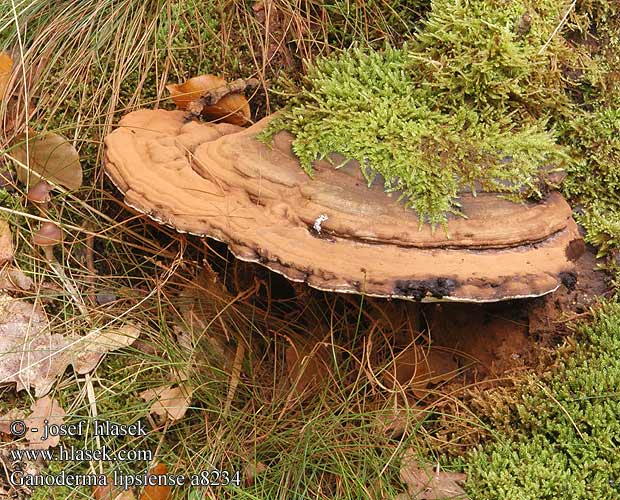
[[114, 492, 137, 500], [0, 408, 26, 435], [24, 396, 66, 449], [93, 481, 137, 500], [0, 294, 72, 396], [383, 344, 458, 397], [139, 384, 192, 423], [12, 131, 82, 190], [0, 219, 13, 263], [0, 52, 12, 102], [167, 75, 250, 126], [242, 461, 267, 486], [375, 407, 428, 438], [400, 454, 469, 500], [140, 463, 172, 500], [72, 323, 141, 374], [285, 340, 331, 393], [0, 294, 141, 396], [92, 482, 116, 500], [0, 266, 33, 291]]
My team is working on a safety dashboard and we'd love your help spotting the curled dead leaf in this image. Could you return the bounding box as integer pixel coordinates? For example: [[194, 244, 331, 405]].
[[0, 266, 33, 291], [167, 74, 251, 126], [285, 340, 331, 394], [0, 219, 13, 263], [93, 481, 138, 500], [12, 131, 82, 190], [24, 396, 66, 449], [73, 323, 141, 374], [0, 408, 26, 435], [140, 463, 172, 500], [140, 384, 192, 424], [0, 295, 141, 395], [92, 482, 116, 500], [0, 52, 12, 102], [242, 461, 267, 486], [400, 453, 469, 500], [0, 294, 70, 396]]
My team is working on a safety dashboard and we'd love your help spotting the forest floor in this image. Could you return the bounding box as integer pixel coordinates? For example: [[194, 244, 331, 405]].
[[1, 1, 619, 500]]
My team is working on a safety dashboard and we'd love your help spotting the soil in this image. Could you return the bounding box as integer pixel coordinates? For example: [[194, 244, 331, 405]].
[[420, 245, 610, 383], [207, 237, 611, 396]]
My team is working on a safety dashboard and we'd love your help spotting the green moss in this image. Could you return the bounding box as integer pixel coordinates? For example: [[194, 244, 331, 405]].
[[557, 2, 620, 257], [262, 0, 583, 227], [465, 301, 620, 499]]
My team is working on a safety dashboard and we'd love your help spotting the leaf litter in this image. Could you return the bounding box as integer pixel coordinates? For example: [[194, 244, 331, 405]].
[[167, 74, 254, 126], [398, 450, 469, 500], [0, 294, 140, 396], [24, 395, 66, 449]]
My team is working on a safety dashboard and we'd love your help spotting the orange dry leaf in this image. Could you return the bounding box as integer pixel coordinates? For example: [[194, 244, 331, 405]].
[[93, 481, 137, 500], [383, 343, 458, 397], [0, 51, 12, 101], [140, 463, 172, 500], [167, 75, 250, 126], [92, 482, 115, 500], [285, 340, 331, 393], [0, 220, 13, 264]]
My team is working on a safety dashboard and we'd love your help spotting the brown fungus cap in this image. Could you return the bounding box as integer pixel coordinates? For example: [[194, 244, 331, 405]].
[[33, 222, 62, 247], [27, 181, 53, 204], [103, 109, 584, 302]]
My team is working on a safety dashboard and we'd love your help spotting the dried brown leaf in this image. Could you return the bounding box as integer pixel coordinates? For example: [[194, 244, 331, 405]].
[[0, 295, 72, 396], [167, 75, 250, 126], [12, 131, 82, 190], [0, 266, 33, 291], [285, 340, 331, 393], [92, 482, 115, 500], [93, 481, 137, 500], [0, 408, 26, 435], [140, 463, 172, 500], [0, 295, 141, 396], [0, 220, 13, 263], [242, 461, 267, 486], [73, 323, 140, 374], [24, 396, 66, 449], [114, 491, 137, 500], [0, 52, 12, 102], [400, 454, 469, 500], [139, 384, 192, 423]]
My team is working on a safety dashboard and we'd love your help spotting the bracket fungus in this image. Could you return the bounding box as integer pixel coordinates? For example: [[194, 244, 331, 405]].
[[104, 109, 584, 303]]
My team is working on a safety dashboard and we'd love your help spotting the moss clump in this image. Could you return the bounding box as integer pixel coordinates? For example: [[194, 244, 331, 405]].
[[262, 0, 583, 227], [557, 3, 620, 258], [465, 301, 620, 499], [561, 108, 620, 255]]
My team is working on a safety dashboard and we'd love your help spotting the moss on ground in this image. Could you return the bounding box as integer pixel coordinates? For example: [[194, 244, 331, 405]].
[[464, 301, 620, 499]]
